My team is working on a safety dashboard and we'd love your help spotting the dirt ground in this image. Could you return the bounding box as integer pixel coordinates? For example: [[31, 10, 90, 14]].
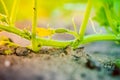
[[0, 21, 120, 80], [0, 44, 120, 80]]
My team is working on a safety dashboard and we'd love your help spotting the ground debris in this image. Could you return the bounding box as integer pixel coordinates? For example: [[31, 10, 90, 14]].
[[0, 47, 119, 80], [112, 65, 120, 76], [0, 36, 17, 55], [85, 58, 101, 70], [0, 45, 16, 55], [0, 38, 119, 80], [15, 47, 30, 56]]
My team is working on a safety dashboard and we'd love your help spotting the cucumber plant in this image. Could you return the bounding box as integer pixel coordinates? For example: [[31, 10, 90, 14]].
[[0, 0, 120, 52]]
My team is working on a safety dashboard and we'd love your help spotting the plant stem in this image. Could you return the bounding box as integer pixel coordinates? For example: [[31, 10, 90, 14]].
[[0, 24, 31, 39], [79, 0, 92, 40], [36, 38, 72, 48], [72, 0, 92, 48], [103, 3, 118, 34], [67, 30, 79, 38], [0, 24, 119, 48], [32, 0, 39, 52], [10, 0, 20, 26], [72, 17, 77, 33], [0, 24, 72, 48], [0, 0, 9, 23], [81, 34, 118, 44]]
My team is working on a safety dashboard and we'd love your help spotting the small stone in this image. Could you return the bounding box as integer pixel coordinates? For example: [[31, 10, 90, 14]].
[[64, 46, 74, 55], [15, 47, 30, 56], [4, 60, 11, 67], [86, 58, 101, 70]]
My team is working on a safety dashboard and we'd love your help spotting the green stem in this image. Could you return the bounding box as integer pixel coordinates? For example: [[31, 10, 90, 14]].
[[0, 0, 9, 23], [0, 24, 31, 39], [72, 0, 92, 48], [72, 34, 119, 49], [32, 0, 38, 52], [79, 0, 92, 40], [10, 0, 20, 26], [0, 24, 72, 48], [103, 3, 117, 34], [72, 17, 77, 33], [67, 30, 79, 38], [0, 25, 119, 48], [36, 38, 72, 48], [81, 34, 118, 44]]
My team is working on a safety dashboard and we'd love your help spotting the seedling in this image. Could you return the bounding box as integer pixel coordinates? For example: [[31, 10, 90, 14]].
[[0, 0, 120, 52]]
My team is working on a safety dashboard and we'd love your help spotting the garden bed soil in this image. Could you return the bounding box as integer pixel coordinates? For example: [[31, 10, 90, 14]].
[[0, 44, 120, 80]]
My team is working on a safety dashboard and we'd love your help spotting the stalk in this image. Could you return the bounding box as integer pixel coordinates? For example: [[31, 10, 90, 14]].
[[79, 0, 92, 40], [32, 0, 39, 52], [81, 34, 118, 44], [103, 3, 118, 34], [0, 24, 31, 39], [72, 17, 77, 33], [10, 0, 20, 26], [0, 24, 119, 48], [0, 0, 9, 23], [37, 34, 119, 47], [72, 0, 92, 48], [0, 0, 120, 49], [0, 24, 72, 48]]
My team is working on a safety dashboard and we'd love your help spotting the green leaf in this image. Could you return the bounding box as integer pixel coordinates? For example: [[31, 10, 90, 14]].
[[114, 59, 120, 68], [93, 0, 120, 34]]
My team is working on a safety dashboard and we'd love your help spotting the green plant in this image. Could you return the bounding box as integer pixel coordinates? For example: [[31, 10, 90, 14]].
[[113, 59, 120, 68], [0, 0, 120, 52], [4, 49, 12, 55], [31, 0, 39, 52]]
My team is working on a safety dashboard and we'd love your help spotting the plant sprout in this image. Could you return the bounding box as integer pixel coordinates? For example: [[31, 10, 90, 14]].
[[0, 0, 120, 52], [32, 0, 38, 52]]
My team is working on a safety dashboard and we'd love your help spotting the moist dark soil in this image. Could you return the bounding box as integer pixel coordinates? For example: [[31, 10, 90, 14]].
[[0, 43, 120, 80]]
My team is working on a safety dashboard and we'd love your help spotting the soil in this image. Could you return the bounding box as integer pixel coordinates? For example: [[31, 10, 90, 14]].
[[0, 41, 120, 80]]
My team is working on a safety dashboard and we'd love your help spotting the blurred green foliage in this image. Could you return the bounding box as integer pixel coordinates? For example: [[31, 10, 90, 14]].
[[0, 0, 13, 14], [1, 0, 120, 33], [93, 0, 120, 33], [0, 0, 87, 20]]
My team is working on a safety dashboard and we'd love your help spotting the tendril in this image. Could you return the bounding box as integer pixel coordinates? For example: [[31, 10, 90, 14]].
[[72, 17, 77, 33], [89, 18, 102, 34]]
